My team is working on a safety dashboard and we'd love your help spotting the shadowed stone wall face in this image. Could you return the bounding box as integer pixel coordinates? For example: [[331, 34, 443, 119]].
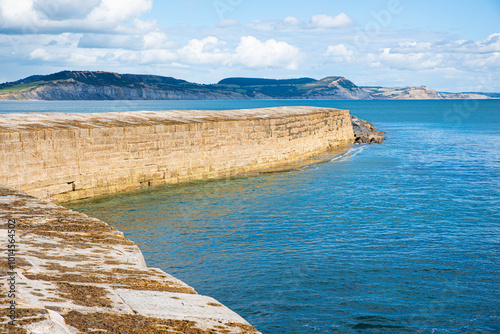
[[0, 107, 354, 203]]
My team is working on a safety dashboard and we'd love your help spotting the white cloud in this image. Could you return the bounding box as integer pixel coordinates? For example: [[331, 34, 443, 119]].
[[30, 43, 177, 65], [177, 36, 229, 65], [283, 16, 300, 26], [0, 0, 153, 33], [396, 41, 432, 52], [391, 33, 500, 56], [233, 36, 300, 70], [217, 19, 238, 28], [310, 13, 354, 29], [33, 0, 102, 20], [143, 32, 174, 49], [26, 31, 177, 66], [1, 0, 496, 93], [474, 33, 500, 53], [370, 35, 500, 71], [248, 13, 355, 31], [247, 20, 276, 31], [177, 36, 301, 70], [461, 52, 500, 70], [30, 47, 98, 64], [118, 18, 158, 34], [321, 32, 500, 75], [325, 44, 355, 63], [372, 48, 443, 70], [118, 49, 177, 64], [24, 33, 301, 71], [484, 33, 500, 49]]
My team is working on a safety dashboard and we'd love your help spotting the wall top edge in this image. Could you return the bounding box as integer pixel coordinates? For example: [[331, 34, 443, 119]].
[[0, 106, 349, 132]]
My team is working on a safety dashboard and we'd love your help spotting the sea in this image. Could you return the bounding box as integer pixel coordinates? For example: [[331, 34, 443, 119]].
[[1, 100, 499, 333]]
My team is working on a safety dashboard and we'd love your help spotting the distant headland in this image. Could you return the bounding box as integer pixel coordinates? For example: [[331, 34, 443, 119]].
[[0, 70, 497, 101]]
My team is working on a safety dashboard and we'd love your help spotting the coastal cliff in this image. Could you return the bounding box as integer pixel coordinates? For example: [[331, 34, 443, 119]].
[[361, 85, 490, 99], [1, 70, 491, 100], [1, 80, 251, 101], [0, 71, 367, 101]]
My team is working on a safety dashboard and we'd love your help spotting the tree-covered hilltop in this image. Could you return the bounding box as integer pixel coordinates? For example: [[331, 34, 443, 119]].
[[0, 71, 201, 91]]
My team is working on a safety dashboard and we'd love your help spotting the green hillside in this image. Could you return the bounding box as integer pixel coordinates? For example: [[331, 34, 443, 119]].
[[1, 70, 490, 100], [0, 71, 366, 100]]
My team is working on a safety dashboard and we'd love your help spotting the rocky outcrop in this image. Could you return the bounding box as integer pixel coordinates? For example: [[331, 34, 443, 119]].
[[351, 115, 386, 144]]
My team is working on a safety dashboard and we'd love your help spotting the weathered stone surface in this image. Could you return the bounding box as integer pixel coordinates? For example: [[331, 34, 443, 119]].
[[0, 185, 260, 333], [351, 115, 386, 144], [0, 107, 355, 203]]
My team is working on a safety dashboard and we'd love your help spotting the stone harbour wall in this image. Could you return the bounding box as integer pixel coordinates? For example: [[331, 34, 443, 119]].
[[0, 106, 355, 333], [0, 107, 354, 203]]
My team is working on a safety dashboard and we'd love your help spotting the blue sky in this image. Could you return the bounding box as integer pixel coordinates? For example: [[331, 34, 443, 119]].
[[0, 0, 499, 92]]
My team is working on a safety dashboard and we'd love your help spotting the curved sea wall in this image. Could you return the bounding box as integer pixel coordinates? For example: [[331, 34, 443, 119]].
[[0, 106, 354, 332], [0, 107, 354, 203]]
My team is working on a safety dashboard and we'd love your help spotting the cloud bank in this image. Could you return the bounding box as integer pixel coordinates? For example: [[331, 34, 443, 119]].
[[324, 33, 500, 72], [0, 0, 153, 33], [0, 1, 498, 91]]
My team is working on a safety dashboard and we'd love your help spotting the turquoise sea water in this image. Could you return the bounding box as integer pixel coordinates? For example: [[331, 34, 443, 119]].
[[2, 100, 499, 333]]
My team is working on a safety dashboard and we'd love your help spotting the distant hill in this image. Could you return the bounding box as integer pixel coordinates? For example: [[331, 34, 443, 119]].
[[0, 71, 495, 100], [361, 86, 491, 100], [0, 71, 247, 101], [458, 92, 500, 98], [217, 77, 316, 86], [215, 75, 371, 99]]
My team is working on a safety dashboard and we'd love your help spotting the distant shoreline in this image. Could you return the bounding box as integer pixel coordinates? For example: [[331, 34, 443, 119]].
[[1, 70, 497, 101]]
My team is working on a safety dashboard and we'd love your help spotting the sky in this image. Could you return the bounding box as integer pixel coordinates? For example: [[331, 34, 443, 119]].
[[0, 0, 499, 92]]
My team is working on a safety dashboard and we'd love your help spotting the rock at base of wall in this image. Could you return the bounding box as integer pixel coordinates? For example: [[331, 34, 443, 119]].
[[351, 115, 386, 144]]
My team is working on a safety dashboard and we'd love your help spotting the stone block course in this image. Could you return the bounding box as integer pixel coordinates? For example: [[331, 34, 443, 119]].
[[0, 106, 354, 203]]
